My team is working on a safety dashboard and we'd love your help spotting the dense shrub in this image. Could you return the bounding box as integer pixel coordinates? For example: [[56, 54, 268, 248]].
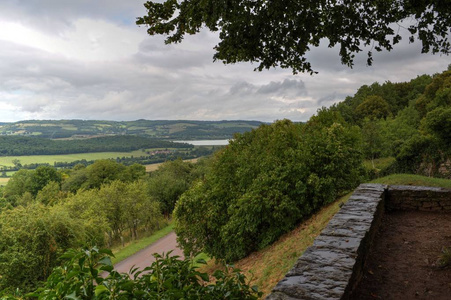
[[24, 247, 261, 300], [174, 114, 363, 261], [0, 204, 86, 292]]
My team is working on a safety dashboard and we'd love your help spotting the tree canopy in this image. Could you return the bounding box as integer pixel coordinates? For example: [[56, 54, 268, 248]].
[[137, 0, 450, 74]]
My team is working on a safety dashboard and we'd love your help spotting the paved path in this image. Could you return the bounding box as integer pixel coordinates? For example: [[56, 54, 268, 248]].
[[114, 231, 184, 274]]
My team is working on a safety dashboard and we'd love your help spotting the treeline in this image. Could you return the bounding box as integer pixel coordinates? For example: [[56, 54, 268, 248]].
[[0, 158, 209, 293], [332, 66, 451, 177], [0, 135, 191, 156]]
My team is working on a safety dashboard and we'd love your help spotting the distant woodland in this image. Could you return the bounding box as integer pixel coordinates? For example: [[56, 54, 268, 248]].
[[0, 120, 263, 140], [0, 135, 191, 156]]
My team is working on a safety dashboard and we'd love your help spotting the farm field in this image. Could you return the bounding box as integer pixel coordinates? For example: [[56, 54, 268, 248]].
[[144, 158, 199, 172], [0, 155, 200, 185], [0, 149, 172, 167]]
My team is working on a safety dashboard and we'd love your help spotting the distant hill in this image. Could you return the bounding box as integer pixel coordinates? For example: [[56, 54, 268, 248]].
[[0, 120, 264, 140]]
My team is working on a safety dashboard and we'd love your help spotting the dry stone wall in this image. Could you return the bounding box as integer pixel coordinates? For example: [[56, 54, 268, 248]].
[[266, 184, 451, 300], [386, 185, 451, 211]]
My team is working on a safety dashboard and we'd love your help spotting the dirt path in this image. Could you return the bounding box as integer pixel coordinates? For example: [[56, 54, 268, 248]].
[[351, 211, 451, 300], [114, 231, 184, 274]]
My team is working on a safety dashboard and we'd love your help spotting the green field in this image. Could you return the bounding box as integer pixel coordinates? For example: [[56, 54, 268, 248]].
[[0, 150, 156, 167]]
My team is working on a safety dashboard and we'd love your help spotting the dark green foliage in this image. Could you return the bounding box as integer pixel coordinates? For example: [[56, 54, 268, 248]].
[[26, 247, 261, 300], [175, 117, 363, 261], [336, 75, 434, 125], [332, 68, 451, 178], [3, 167, 62, 206], [423, 107, 451, 145], [0, 135, 190, 157], [138, 0, 450, 74], [0, 204, 86, 292], [61, 160, 146, 192], [355, 96, 391, 121], [29, 166, 62, 197], [361, 120, 384, 163], [147, 159, 196, 216]]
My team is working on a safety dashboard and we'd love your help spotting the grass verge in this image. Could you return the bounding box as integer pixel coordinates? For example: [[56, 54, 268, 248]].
[[111, 223, 174, 265], [370, 173, 451, 188]]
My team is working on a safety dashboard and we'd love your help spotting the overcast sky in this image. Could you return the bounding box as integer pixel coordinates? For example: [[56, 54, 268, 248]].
[[0, 0, 449, 123]]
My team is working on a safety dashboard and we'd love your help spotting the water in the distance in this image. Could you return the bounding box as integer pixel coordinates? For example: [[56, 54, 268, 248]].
[[173, 140, 230, 146]]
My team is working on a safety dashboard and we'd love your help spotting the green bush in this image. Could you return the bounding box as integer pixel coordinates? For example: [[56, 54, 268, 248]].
[[26, 246, 261, 300], [175, 114, 363, 261], [0, 204, 86, 292]]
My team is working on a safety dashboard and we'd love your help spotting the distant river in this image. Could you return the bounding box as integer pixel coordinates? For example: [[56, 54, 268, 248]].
[[173, 140, 230, 146]]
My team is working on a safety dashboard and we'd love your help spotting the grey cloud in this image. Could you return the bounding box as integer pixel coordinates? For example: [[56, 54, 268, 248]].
[[0, 0, 145, 34], [317, 93, 340, 106], [135, 31, 219, 70], [257, 79, 307, 97], [229, 81, 256, 95]]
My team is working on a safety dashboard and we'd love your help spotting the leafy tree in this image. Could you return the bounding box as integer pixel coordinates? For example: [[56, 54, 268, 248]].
[[95, 181, 128, 241], [301, 109, 363, 202], [121, 163, 146, 182], [85, 160, 126, 189], [2, 169, 33, 206], [0, 204, 85, 292], [58, 189, 110, 247], [36, 181, 66, 206], [137, 0, 450, 73], [61, 166, 89, 193], [29, 166, 62, 197], [378, 105, 420, 157], [147, 159, 194, 215], [361, 119, 384, 166], [11, 159, 21, 168], [422, 107, 451, 146], [415, 70, 451, 116], [355, 95, 391, 121], [123, 180, 162, 240]]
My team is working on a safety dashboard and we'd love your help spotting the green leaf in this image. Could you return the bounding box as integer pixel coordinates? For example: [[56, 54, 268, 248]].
[[198, 272, 209, 282], [95, 285, 109, 297], [65, 291, 81, 300], [98, 256, 113, 267], [99, 248, 114, 257]]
